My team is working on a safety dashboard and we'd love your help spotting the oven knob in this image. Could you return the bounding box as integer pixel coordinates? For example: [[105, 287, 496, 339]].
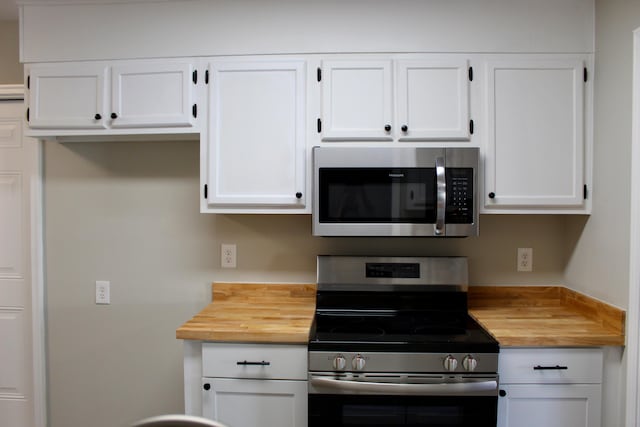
[[463, 355, 478, 372], [332, 355, 347, 371], [443, 355, 458, 372], [352, 354, 366, 371]]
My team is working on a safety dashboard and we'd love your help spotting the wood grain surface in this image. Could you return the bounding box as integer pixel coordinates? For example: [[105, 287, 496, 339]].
[[468, 286, 625, 347], [176, 282, 317, 343]]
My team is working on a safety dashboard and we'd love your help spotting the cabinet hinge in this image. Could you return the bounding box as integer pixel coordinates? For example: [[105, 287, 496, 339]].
[[192, 104, 197, 118], [468, 67, 473, 82], [192, 70, 198, 84], [26, 107, 29, 122], [583, 184, 588, 200], [317, 67, 322, 82], [205, 70, 209, 84], [317, 118, 322, 133], [584, 67, 588, 82], [469, 119, 474, 135], [27, 75, 30, 89]]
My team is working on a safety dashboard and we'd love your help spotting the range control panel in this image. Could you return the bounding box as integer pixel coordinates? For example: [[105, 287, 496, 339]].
[[308, 351, 499, 374]]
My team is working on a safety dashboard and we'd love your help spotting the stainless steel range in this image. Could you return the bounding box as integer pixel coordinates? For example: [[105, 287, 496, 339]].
[[308, 256, 500, 427]]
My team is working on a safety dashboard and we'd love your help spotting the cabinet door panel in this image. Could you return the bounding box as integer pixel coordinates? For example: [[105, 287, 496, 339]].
[[321, 60, 393, 140], [485, 58, 585, 209], [28, 64, 107, 129], [203, 378, 307, 427], [396, 59, 469, 140], [207, 60, 306, 208], [110, 61, 195, 128], [498, 384, 601, 427]]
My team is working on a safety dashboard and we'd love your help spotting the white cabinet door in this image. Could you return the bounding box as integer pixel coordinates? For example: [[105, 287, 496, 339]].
[[484, 58, 586, 210], [497, 384, 601, 427], [202, 378, 307, 427], [396, 58, 470, 141], [110, 61, 195, 128], [206, 59, 306, 208], [27, 64, 107, 129], [320, 60, 393, 141]]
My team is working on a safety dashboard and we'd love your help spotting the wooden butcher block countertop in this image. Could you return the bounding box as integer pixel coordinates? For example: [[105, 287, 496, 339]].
[[468, 286, 625, 347], [176, 282, 317, 343]]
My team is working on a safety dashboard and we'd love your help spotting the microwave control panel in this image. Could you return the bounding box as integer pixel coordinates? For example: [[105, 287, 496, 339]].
[[446, 168, 474, 224]]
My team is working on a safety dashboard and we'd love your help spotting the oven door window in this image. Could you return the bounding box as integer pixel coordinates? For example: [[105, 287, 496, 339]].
[[318, 168, 436, 223], [309, 395, 497, 427]]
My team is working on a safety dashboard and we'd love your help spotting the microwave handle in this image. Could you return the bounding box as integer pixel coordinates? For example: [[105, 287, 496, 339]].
[[435, 156, 446, 235]]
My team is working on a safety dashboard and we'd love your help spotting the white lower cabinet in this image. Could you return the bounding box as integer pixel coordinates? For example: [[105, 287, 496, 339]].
[[497, 348, 603, 427], [200, 343, 308, 427], [202, 378, 307, 427]]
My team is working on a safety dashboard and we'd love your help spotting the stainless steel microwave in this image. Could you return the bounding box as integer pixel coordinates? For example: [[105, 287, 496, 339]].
[[312, 146, 479, 237]]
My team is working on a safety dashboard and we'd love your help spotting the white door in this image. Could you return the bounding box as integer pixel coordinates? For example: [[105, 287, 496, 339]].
[[27, 63, 107, 129], [207, 59, 306, 208], [0, 93, 39, 427], [484, 58, 585, 209], [202, 378, 307, 427], [320, 59, 393, 141], [110, 61, 196, 129], [396, 58, 470, 141]]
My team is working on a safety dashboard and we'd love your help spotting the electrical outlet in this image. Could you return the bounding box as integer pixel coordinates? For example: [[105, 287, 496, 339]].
[[221, 244, 237, 268], [517, 248, 533, 272], [96, 280, 110, 304]]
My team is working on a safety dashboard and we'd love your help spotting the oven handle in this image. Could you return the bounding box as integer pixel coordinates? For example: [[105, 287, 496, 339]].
[[435, 156, 446, 236], [310, 377, 498, 396]]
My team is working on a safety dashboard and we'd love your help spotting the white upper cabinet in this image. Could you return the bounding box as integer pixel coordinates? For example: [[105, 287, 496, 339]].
[[483, 56, 589, 212], [203, 58, 307, 212], [396, 58, 470, 141], [25, 59, 198, 136], [27, 64, 107, 129], [110, 61, 196, 129], [319, 56, 471, 142], [320, 60, 393, 141]]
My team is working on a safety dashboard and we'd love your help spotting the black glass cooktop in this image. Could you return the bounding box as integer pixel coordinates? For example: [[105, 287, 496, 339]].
[[308, 291, 499, 353]]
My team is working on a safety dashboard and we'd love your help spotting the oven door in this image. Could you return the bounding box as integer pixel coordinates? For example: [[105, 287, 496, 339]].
[[309, 372, 498, 427]]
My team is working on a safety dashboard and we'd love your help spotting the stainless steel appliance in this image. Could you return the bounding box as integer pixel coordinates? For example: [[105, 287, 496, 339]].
[[312, 147, 479, 237], [308, 256, 500, 427]]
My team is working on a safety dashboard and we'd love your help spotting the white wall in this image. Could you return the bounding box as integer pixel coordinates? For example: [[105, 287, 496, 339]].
[[563, 1, 640, 425], [20, 0, 594, 62]]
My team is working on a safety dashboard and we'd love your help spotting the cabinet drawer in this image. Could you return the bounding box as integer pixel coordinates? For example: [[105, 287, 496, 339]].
[[499, 348, 603, 384], [202, 343, 307, 380]]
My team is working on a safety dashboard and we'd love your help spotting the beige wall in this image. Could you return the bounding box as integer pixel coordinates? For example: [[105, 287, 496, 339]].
[[0, 21, 22, 84], [565, 0, 640, 309], [44, 140, 574, 427]]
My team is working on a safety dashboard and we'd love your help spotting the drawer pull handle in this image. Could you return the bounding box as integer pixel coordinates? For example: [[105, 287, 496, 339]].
[[533, 365, 568, 370], [237, 360, 271, 366]]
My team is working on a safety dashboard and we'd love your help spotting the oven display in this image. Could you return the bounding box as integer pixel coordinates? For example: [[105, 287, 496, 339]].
[[366, 263, 420, 279]]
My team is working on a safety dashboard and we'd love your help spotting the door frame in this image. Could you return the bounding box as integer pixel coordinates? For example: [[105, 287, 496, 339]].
[[627, 27, 640, 427], [0, 84, 47, 427]]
